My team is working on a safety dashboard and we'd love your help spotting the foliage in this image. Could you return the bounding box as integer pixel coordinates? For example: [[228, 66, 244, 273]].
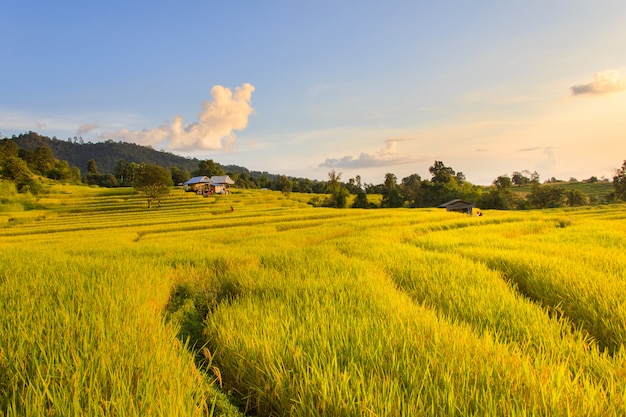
[[386, 188, 404, 207], [563, 188, 589, 206], [274, 175, 293, 196], [133, 163, 173, 208], [380, 173, 398, 207], [0, 181, 39, 211], [87, 159, 98, 174], [193, 159, 224, 177], [47, 160, 80, 182], [10, 131, 201, 175], [478, 188, 511, 210], [527, 184, 566, 208], [0, 138, 19, 159], [351, 191, 369, 208], [494, 174, 513, 189], [613, 160, 626, 201], [429, 160, 456, 183], [2, 132, 617, 209], [170, 165, 190, 185], [324, 170, 350, 208], [1, 156, 33, 188], [0, 156, 43, 194]]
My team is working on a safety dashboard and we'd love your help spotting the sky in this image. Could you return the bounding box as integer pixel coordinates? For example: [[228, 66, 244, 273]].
[[2, 1, 626, 185]]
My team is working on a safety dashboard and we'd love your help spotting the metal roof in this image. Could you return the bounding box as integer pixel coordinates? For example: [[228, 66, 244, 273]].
[[183, 176, 210, 185], [438, 199, 475, 209], [209, 175, 234, 185]]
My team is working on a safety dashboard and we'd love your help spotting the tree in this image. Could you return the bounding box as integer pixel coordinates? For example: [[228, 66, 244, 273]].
[[275, 175, 293, 196], [0, 139, 19, 160], [564, 189, 589, 207], [387, 188, 404, 208], [382, 173, 402, 207], [351, 191, 368, 208], [400, 173, 423, 207], [479, 189, 509, 210], [32, 146, 56, 175], [170, 166, 190, 185], [1, 156, 38, 193], [133, 163, 173, 208], [326, 170, 349, 208], [383, 173, 397, 192], [511, 171, 530, 186], [47, 160, 74, 181], [194, 159, 224, 177], [530, 171, 540, 184], [297, 178, 314, 193], [429, 161, 455, 183], [494, 175, 512, 190], [480, 174, 517, 209], [613, 160, 626, 201], [115, 159, 131, 184], [87, 159, 98, 174], [327, 170, 342, 194], [527, 184, 564, 209]]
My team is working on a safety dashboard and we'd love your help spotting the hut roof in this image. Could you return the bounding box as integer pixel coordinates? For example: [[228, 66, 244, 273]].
[[183, 176, 210, 185], [209, 175, 235, 185], [438, 199, 475, 211]]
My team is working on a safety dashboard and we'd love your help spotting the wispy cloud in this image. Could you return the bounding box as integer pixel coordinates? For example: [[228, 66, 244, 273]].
[[76, 122, 99, 136], [98, 83, 255, 151], [319, 138, 427, 169], [571, 70, 626, 96], [516, 146, 556, 176]]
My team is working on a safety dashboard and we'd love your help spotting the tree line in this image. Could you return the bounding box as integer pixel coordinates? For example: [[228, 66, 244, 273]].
[[302, 161, 626, 210], [2, 132, 625, 210]]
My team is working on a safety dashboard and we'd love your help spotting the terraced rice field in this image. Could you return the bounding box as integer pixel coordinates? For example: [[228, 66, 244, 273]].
[[1, 184, 625, 416]]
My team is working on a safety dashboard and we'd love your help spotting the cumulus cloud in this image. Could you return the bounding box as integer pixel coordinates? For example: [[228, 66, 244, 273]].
[[319, 138, 426, 169], [571, 70, 626, 96], [99, 83, 255, 151]]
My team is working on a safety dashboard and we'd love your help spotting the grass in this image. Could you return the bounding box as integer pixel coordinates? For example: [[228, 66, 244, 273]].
[[513, 180, 614, 201], [1, 183, 625, 416]]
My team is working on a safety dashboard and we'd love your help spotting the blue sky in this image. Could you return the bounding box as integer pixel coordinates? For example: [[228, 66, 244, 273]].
[[2, 1, 626, 185]]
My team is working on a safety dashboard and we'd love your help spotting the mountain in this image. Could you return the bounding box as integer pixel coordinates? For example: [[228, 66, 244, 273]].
[[9, 131, 201, 174]]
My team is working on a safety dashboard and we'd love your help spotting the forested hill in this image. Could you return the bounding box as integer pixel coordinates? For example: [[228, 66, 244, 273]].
[[10, 132, 201, 174]]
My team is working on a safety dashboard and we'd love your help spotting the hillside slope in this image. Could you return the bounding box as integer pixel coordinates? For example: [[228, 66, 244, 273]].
[[10, 132, 201, 174]]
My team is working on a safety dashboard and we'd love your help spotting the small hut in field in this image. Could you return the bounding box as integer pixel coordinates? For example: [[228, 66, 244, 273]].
[[438, 199, 475, 214], [207, 175, 235, 195], [183, 176, 211, 192], [183, 175, 234, 195]]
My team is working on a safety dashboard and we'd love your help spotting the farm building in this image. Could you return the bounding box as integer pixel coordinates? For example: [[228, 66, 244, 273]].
[[183, 175, 234, 195], [183, 176, 211, 192], [438, 199, 475, 214]]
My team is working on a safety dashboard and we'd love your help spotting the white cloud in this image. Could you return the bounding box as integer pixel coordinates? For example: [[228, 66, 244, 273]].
[[571, 70, 626, 96], [319, 138, 427, 169], [99, 83, 255, 151]]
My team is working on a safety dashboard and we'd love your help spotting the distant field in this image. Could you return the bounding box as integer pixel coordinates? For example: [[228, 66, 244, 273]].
[[1, 183, 625, 416], [513, 180, 614, 201]]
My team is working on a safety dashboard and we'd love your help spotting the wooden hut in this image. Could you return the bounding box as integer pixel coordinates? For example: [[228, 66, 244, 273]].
[[438, 199, 475, 214], [183, 176, 210, 192]]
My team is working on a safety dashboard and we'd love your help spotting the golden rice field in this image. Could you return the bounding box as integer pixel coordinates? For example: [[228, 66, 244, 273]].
[[1, 182, 625, 416]]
